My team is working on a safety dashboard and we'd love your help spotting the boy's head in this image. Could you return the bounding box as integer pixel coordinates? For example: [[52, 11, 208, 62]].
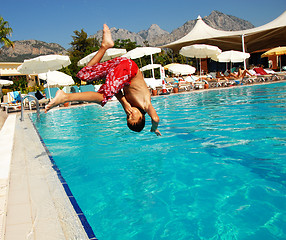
[[127, 107, 145, 132]]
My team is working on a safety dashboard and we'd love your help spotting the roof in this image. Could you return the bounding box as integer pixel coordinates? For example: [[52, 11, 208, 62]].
[[160, 11, 286, 53], [0, 62, 25, 76]]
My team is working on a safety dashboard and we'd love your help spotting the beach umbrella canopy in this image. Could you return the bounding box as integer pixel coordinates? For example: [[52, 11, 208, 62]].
[[38, 71, 74, 86], [17, 55, 71, 100], [261, 46, 286, 70], [122, 47, 161, 59], [140, 64, 162, 71], [140, 64, 165, 80], [164, 63, 180, 70], [180, 44, 222, 59], [217, 50, 250, 63], [168, 64, 196, 75], [77, 48, 127, 66], [17, 54, 71, 74], [0, 79, 13, 86], [180, 44, 221, 76], [261, 46, 286, 57]]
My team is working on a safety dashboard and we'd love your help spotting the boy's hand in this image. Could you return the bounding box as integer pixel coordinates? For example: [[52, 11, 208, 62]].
[[124, 103, 133, 116], [151, 128, 161, 136]]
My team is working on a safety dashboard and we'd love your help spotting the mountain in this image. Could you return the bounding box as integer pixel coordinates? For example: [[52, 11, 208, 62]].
[[0, 40, 67, 62], [90, 10, 254, 47], [90, 27, 146, 46], [0, 11, 255, 62], [149, 10, 255, 46]]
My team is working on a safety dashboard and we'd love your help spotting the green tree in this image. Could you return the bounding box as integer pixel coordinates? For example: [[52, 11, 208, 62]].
[[0, 16, 14, 50], [113, 39, 139, 52], [67, 29, 100, 84]]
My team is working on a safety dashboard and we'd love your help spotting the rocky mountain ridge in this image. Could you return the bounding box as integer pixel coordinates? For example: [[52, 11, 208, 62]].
[[91, 10, 254, 47], [0, 40, 67, 62], [0, 11, 255, 62]]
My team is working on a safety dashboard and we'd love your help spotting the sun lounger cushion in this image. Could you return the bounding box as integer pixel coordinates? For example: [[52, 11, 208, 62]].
[[79, 85, 96, 92], [7, 91, 21, 103], [253, 67, 268, 75]]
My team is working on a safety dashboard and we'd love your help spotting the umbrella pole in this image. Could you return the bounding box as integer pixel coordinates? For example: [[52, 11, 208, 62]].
[[241, 34, 247, 70], [48, 84, 52, 101], [150, 54, 155, 79], [46, 72, 52, 101], [200, 58, 202, 80]]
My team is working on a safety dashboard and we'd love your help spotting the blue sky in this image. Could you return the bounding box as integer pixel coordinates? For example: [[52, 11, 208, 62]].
[[1, 0, 285, 49]]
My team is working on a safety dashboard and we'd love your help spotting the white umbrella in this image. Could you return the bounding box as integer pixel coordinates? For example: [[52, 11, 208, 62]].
[[17, 54, 71, 100], [217, 50, 250, 63], [77, 48, 127, 66], [168, 64, 196, 75], [140, 64, 165, 80], [180, 44, 222, 59], [17, 54, 71, 74], [180, 44, 222, 77], [140, 64, 162, 72], [122, 47, 161, 78], [38, 71, 74, 86], [122, 47, 161, 59], [216, 50, 250, 71], [0, 79, 13, 86], [0, 79, 13, 100]]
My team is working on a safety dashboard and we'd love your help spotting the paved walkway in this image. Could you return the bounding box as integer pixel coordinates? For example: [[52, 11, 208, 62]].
[[0, 110, 7, 131], [1, 113, 91, 240]]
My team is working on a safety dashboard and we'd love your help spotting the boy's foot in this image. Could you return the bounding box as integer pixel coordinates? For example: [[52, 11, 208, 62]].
[[45, 90, 67, 113], [101, 24, 114, 49]]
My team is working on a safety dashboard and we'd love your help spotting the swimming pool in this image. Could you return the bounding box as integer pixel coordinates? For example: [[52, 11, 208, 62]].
[[31, 82, 286, 240]]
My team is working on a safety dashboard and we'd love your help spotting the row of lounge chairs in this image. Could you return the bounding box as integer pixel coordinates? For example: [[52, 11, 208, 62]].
[[0, 84, 102, 113], [0, 91, 22, 113], [146, 69, 285, 95]]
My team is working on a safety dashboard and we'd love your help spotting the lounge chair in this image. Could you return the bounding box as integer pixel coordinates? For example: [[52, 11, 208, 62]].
[[24, 91, 49, 109], [79, 84, 96, 92], [94, 85, 102, 91], [253, 67, 280, 82], [165, 77, 190, 92], [23, 92, 36, 110], [62, 85, 83, 105], [1, 91, 22, 113], [70, 85, 80, 93], [45, 87, 60, 99]]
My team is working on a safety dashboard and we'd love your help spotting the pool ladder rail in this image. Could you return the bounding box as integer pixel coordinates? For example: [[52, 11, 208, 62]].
[[20, 95, 40, 121]]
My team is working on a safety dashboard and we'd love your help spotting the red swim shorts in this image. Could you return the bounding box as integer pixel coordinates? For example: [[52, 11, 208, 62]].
[[76, 57, 138, 106]]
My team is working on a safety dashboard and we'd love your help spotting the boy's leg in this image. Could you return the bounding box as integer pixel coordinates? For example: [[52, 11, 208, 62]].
[[86, 24, 114, 67], [45, 24, 115, 113], [45, 90, 104, 113]]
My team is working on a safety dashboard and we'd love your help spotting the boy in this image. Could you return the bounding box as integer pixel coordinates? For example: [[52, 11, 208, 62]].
[[45, 24, 161, 136]]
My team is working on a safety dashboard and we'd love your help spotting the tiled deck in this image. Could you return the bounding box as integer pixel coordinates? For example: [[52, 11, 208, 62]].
[[0, 113, 91, 240]]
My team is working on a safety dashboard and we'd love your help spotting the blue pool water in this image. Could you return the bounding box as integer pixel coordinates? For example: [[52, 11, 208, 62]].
[[31, 82, 286, 240]]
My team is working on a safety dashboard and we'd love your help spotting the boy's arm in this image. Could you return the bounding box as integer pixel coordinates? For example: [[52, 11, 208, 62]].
[[115, 90, 133, 115], [146, 104, 161, 136]]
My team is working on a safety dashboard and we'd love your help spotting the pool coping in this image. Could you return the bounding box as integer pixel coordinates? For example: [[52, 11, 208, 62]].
[[29, 115, 97, 240], [2, 113, 97, 240]]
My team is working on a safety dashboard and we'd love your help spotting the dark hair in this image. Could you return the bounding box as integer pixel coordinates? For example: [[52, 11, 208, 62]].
[[127, 115, 145, 132]]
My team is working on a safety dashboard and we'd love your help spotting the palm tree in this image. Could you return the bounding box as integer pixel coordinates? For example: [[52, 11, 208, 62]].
[[0, 16, 14, 49]]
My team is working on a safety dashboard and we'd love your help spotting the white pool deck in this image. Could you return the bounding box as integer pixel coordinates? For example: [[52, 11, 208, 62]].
[[0, 112, 92, 240]]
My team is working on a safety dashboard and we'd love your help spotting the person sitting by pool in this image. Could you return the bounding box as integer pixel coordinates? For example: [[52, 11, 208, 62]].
[[45, 24, 161, 136], [35, 90, 45, 100], [223, 67, 254, 79]]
